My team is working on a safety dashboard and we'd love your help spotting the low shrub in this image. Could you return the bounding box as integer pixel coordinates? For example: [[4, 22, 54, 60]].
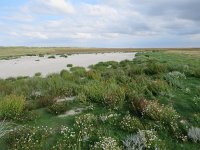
[[48, 55, 55, 59], [84, 81, 106, 103], [188, 127, 200, 142], [75, 93, 87, 104], [0, 95, 25, 119], [103, 83, 125, 109], [6, 126, 52, 150], [164, 71, 186, 88], [37, 95, 55, 107], [194, 69, 200, 78], [86, 70, 101, 80], [47, 102, 68, 115], [138, 130, 163, 149], [126, 65, 144, 76], [67, 64, 73, 67], [146, 80, 170, 96], [52, 126, 82, 149], [75, 113, 97, 138], [193, 113, 200, 126], [142, 101, 180, 124], [123, 133, 145, 150], [192, 96, 200, 111], [120, 114, 143, 132], [34, 72, 41, 77], [60, 54, 68, 58], [145, 62, 167, 75], [14, 111, 39, 123], [91, 136, 121, 150], [130, 98, 148, 116], [123, 130, 163, 150], [99, 112, 120, 126], [70, 67, 86, 77], [0, 121, 11, 138]]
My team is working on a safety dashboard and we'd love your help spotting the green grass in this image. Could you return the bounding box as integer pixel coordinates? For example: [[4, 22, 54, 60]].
[[0, 50, 200, 149]]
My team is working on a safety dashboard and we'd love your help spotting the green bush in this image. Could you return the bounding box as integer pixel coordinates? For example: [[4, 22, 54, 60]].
[[6, 126, 52, 150], [0, 95, 25, 119], [67, 64, 73, 67], [48, 55, 55, 59], [47, 102, 68, 115], [103, 83, 125, 109], [194, 69, 200, 78], [145, 62, 167, 75], [164, 71, 186, 88], [36, 95, 55, 107], [84, 81, 125, 109], [75, 113, 97, 138], [70, 67, 86, 77], [143, 101, 180, 124], [34, 72, 41, 77], [120, 114, 143, 132], [92, 136, 121, 150], [147, 79, 170, 96], [84, 81, 106, 103]]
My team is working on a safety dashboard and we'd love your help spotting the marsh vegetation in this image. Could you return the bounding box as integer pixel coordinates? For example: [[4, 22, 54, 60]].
[[0, 51, 200, 149]]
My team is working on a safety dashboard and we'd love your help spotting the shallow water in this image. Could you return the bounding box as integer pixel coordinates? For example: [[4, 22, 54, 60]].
[[0, 52, 136, 79]]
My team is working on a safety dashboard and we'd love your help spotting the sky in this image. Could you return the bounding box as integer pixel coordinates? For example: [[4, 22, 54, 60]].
[[0, 0, 200, 48]]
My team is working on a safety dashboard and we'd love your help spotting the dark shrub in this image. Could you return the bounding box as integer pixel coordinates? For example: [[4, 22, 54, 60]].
[[48, 102, 68, 115]]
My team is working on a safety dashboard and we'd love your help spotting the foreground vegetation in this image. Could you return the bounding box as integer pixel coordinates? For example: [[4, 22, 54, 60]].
[[0, 50, 200, 149]]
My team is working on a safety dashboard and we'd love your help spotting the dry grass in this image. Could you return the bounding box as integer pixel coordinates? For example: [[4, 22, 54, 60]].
[[0, 47, 199, 58]]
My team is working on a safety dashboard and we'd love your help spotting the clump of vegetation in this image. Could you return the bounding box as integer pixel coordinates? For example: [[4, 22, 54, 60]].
[[142, 101, 180, 124], [47, 102, 69, 115], [123, 130, 163, 150], [147, 79, 170, 96], [48, 55, 56, 59], [60, 54, 68, 58], [188, 127, 200, 142], [194, 69, 200, 78], [123, 133, 145, 150], [0, 121, 11, 138], [0, 51, 200, 149], [74, 113, 97, 138], [92, 136, 121, 150], [164, 71, 186, 88], [34, 72, 42, 77], [38, 54, 44, 57], [103, 83, 125, 109], [145, 61, 167, 75], [6, 126, 52, 150], [120, 114, 143, 132], [0, 95, 25, 119], [53, 126, 81, 149], [67, 64, 73, 67]]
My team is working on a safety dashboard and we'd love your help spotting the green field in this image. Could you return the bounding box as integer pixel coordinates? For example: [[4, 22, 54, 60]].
[[0, 50, 200, 149]]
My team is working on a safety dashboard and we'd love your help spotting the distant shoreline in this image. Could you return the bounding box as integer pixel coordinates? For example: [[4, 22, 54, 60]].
[[0, 47, 199, 58]]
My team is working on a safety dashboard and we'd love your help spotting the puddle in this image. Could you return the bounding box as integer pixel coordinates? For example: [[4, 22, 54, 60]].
[[0, 52, 136, 79]]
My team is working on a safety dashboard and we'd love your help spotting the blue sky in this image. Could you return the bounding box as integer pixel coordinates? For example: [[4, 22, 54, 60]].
[[0, 0, 200, 48]]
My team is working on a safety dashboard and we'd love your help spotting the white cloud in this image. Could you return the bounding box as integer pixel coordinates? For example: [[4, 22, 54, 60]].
[[39, 0, 75, 14], [0, 0, 200, 47]]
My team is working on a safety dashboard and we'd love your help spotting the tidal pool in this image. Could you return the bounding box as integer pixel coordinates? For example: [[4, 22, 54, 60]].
[[0, 52, 136, 79]]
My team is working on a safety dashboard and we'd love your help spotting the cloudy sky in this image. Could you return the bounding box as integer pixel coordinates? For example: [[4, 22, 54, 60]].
[[0, 0, 199, 47]]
